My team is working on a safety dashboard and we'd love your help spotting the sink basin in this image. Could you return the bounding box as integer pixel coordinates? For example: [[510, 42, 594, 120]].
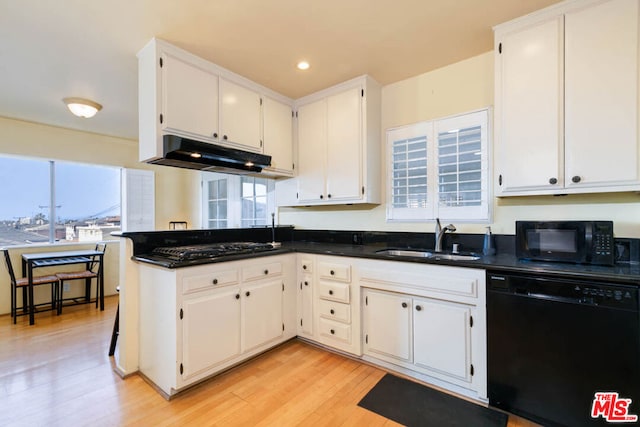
[[376, 249, 481, 261]]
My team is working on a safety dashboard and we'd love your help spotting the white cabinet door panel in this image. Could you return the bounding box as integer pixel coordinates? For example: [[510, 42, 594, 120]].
[[413, 298, 471, 382], [162, 53, 218, 140], [219, 78, 262, 150], [564, 0, 639, 187], [363, 290, 412, 363], [326, 87, 362, 200], [242, 279, 283, 352], [263, 97, 294, 173], [299, 276, 313, 335], [297, 99, 327, 202], [497, 17, 563, 193], [181, 287, 240, 379]]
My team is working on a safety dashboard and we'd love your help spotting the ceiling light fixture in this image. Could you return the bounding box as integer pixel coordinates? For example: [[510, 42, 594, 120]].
[[63, 97, 102, 118], [296, 61, 310, 71]]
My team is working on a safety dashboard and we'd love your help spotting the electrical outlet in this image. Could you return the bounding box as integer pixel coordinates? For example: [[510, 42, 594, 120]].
[[63, 283, 70, 292]]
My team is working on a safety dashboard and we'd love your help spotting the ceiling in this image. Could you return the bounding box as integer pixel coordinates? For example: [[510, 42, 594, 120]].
[[0, 0, 562, 141]]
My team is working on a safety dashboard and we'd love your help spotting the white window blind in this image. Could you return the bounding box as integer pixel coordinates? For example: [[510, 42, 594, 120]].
[[387, 109, 490, 222]]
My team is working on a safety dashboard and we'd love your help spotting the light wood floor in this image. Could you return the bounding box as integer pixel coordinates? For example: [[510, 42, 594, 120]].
[[0, 296, 539, 426]]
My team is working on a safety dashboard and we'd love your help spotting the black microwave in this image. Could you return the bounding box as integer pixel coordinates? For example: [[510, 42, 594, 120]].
[[515, 221, 614, 265]]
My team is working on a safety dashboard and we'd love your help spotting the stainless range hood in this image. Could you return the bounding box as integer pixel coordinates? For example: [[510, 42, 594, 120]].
[[147, 135, 272, 174]]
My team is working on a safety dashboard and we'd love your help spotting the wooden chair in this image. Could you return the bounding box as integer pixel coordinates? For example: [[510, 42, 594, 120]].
[[2, 249, 60, 324], [55, 243, 106, 314]]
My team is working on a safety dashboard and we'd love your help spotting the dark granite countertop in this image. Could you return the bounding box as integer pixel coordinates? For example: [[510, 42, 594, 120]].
[[129, 236, 640, 285]]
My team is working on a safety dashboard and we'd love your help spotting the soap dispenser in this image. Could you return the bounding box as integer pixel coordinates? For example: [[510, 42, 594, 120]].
[[483, 226, 496, 256]]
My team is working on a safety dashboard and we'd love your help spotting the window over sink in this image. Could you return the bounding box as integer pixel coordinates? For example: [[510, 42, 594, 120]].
[[386, 108, 490, 222]]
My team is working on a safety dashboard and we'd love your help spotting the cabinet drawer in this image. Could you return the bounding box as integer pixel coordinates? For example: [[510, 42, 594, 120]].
[[299, 258, 313, 273], [319, 281, 350, 303], [182, 268, 239, 294], [242, 261, 282, 282], [319, 318, 351, 344], [318, 262, 351, 282], [318, 299, 351, 324]]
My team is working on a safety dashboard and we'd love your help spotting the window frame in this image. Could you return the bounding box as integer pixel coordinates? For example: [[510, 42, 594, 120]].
[[201, 172, 276, 229], [386, 108, 491, 223]]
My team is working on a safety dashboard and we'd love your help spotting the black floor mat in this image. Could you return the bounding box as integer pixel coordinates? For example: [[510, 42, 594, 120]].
[[358, 374, 508, 427]]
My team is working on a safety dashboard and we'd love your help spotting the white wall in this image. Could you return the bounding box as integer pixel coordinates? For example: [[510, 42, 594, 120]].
[[279, 51, 640, 238]]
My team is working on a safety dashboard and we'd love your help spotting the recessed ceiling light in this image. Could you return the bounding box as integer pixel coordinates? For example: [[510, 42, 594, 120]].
[[297, 61, 310, 71], [63, 97, 102, 118]]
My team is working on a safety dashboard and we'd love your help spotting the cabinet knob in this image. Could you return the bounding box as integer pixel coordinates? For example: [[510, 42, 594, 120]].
[[245, 291, 251, 297], [303, 265, 307, 270], [223, 135, 228, 141], [264, 269, 269, 275], [549, 177, 558, 185], [320, 195, 324, 199], [213, 132, 218, 138], [304, 281, 309, 286], [327, 194, 332, 199], [235, 294, 240, 300], [572, 175, 581, 183], [330, 329, 335, 335], [330, 309, 335, 315], [329, 290, 334, 295], [402, 302, 408, 308], [330, 270, 335, 275], [416, 305, 422, 311], [212, 278, 218, 285]]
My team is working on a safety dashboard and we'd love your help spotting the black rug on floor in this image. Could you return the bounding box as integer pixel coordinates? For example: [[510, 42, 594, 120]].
[[358, 374, 508, 427]]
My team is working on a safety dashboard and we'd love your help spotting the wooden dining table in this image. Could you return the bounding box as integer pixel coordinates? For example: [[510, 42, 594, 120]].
[[21, 249, 105, 325]]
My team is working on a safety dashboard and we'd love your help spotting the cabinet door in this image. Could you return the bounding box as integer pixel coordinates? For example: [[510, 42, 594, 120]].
[[181, 287, 241, 380], [413, 298, 472, 383], [263, 97, 294, 173], [297, 99, 327, 202], [219, 78, 262, 151], [363, 289, 412, 363], [299, 275, 313, 336], [241, 279, 283, 352], [496, 17, 563, 193], [326, 87, 362, 201], [564, 0, 639, 188], [162, 52, 219, 140]]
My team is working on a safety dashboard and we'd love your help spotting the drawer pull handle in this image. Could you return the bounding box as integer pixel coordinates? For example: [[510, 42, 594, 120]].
[[304, 281, 309, 286], [235, 294, 240, 300], [330, 309, 335, 315], [212, 278, 218, 285], [330, 329, 335, 335], [330, 270, 335, 275], [303, 265, 307, 270], [245, 291, 251, 297], [264, 269, 269, 275], [416, 305, 422, 311], [329, 290, 334, 295], [402, 302, 407, 308]]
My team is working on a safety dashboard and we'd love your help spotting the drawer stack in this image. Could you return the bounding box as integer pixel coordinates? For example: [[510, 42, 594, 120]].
[[317, 260, 353, 347]]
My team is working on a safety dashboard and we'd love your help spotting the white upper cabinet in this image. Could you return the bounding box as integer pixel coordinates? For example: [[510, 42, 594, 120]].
[[294, 75, 381, 205], [162, 52, 219, 141], [263, 96, 294, 176], [494, 0, 640, 196], [219, 78, 262, 151], [137, 38, 294, 177]]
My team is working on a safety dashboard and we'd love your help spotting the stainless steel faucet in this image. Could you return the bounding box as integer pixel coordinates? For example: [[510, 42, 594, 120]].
[[434, 218, 456, 252]]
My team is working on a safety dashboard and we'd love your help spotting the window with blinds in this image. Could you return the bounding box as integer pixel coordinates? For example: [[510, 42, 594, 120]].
[[387, 109, 489, 222]]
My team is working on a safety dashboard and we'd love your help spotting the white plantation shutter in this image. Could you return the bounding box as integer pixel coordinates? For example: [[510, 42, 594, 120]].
[[121, 169, 155, 231], [387, 109, 490, 222]]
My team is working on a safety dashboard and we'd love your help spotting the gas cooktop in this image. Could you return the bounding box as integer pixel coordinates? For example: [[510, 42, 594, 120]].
[[151, 242, 275, 262]]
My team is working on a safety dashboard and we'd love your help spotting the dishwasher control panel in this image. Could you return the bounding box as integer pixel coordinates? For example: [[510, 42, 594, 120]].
[[488, 272, 639, 311]]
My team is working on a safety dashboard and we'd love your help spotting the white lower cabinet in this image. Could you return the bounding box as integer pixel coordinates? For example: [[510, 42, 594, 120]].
[[360, 260, 486, 400], [138, 254, 295, 397]]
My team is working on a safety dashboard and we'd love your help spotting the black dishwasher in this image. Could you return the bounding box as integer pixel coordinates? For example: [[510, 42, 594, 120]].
[[487, 271, 640, 427]]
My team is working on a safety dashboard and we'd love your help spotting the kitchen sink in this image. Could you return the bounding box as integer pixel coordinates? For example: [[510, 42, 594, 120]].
[[376, 249, 481, 261]]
